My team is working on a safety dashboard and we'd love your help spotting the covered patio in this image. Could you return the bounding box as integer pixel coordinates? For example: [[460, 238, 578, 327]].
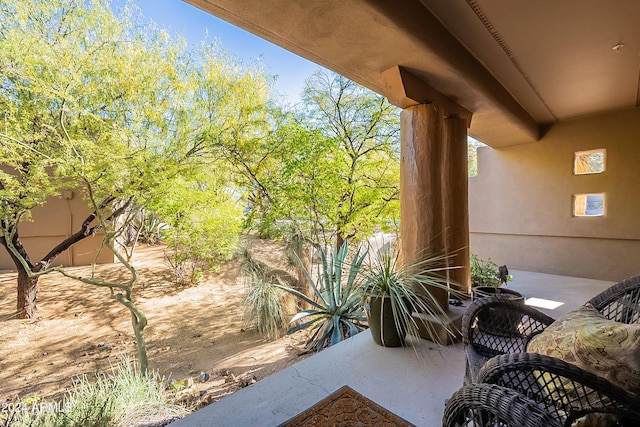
[[184, 0, 640, 285], [171, 271, 613, 426], [173, 0, 639, 425]]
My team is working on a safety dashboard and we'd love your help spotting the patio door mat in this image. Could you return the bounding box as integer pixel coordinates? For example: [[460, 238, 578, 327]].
[[278, 385, 415, 427]]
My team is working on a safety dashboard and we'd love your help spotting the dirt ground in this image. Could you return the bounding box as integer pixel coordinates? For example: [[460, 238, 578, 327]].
[[0, 238, 310, 409]]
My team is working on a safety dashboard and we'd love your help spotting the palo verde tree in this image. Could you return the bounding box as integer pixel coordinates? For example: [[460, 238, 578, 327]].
[[300, 70, 401, 249], [237, 71, 399, 251], [220, 71, 400, 303], [151, 44, 272, 284], [0, 0, 254, 327], [238, 70, 401, 250], [0, 0, 191, 376], [0, 0, 188, 320]]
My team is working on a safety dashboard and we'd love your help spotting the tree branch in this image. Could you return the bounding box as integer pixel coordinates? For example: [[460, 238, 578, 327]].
[[38, 196, 131, 267]]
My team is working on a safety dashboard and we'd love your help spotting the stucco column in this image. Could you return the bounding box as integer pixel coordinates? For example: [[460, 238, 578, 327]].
[[443, 116, 471, 295], [400, 103, 471, 311]]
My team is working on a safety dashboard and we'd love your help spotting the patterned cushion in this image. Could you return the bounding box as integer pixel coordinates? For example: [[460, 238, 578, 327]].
[[527, 303, 640, 395]]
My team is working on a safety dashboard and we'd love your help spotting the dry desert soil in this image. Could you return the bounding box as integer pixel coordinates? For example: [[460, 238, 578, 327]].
[[0, 238, 310, 412]]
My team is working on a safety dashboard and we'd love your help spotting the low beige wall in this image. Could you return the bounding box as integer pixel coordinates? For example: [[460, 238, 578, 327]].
[[470, 233, 640, 282], [0, 189, 114, 270], [469, 108, 640, 281]]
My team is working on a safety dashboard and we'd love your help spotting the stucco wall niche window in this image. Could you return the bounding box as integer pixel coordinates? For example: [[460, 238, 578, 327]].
[[574, 149, 606, 175], [574, 193, 605, 217]]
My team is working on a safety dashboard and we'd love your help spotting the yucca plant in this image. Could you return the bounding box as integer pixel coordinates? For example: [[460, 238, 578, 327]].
[[276, 241, 368, 351], [238, 245, 277, 282], [361, 249, 460, 346]]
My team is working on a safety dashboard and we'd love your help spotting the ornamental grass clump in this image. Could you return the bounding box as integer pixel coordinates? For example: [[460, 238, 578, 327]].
[[6, 360, 187, 427], [242, 279, 287, 340], [239, 246, 287, 340]]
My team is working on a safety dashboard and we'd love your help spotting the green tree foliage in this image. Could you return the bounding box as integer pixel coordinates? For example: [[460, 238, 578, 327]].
[[239, 113, 337, 240], [300, 70, 400, 248], [232, 70, 401, 251], [0, 0, 188, 319], [0, 0, 264, 345], [155, 173, 243, 285]]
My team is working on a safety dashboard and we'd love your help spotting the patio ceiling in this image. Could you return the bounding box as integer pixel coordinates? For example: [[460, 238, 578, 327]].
[[185, 0, 640, 148]]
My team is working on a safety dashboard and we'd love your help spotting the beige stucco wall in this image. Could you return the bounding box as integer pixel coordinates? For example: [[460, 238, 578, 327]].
[[0, 189, 114, 270], [469, 107, 640, 281]]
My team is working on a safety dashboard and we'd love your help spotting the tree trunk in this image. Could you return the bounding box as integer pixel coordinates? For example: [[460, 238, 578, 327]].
[[131, 311, 148, 375], [17, 268, 39, 319], [3, 197, 128, 320], [336, 234, 345, 253]]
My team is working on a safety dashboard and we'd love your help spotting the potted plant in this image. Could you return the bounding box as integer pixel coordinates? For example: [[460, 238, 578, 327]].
[[470, 254, 523, 303], [470, 254, 525, 334], [361, 249, 458, 347]]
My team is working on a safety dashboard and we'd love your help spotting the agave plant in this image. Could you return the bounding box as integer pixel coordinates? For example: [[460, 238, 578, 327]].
[[276, 241, 368, 351]]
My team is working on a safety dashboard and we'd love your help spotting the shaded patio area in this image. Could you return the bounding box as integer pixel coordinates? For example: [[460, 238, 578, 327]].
[[171, 271, 613, 426]]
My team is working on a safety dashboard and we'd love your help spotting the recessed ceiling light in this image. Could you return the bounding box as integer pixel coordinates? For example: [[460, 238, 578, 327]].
[[612, 43, 625, 52]]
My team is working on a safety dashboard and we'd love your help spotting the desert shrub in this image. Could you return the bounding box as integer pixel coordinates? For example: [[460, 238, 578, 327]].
[[164, 245, 207, 286], [5, 360, 186, 427], [239, 245, 278, 282], [163, 214, 240, 286], [156, 179, 243, 286], [239, 246, 287, 339]]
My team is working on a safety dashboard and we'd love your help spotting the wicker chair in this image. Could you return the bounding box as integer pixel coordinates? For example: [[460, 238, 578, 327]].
[[587, 274, 640, 323], [445, 275, 640, 427], [476, 352, 640, 426], [462, 295, 554, 384], [463, 275, 640, 383], [443, 383, 561, 427]]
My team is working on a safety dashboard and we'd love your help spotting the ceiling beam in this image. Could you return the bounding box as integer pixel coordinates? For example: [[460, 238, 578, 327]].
[[366, 0, 541, 143], [185, 0, 543, 146], [382, 66, 473, 128]]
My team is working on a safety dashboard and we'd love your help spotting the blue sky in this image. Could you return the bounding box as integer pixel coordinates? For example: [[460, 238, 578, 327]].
[[113, 0, 319, 105]]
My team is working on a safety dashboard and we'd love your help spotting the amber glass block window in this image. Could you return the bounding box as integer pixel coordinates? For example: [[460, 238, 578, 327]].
[[574, 193, 605, 217], [574, 149, 605, 175]]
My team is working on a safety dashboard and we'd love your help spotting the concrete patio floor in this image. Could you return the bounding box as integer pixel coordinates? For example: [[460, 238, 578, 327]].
[[170, 270, 614, 427]]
